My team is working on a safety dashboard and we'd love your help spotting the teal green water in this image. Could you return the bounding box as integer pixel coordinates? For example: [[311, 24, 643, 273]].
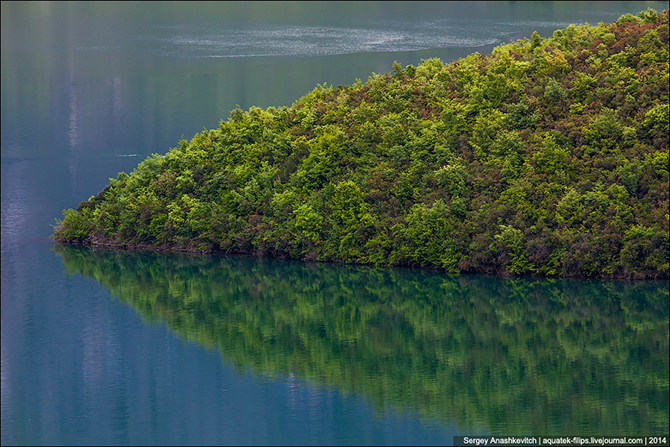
[[55, 246, 670, 438], [2, 2, 668, 445]]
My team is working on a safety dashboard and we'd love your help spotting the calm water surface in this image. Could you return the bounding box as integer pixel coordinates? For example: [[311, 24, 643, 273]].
[[2, 2, 668, 445]]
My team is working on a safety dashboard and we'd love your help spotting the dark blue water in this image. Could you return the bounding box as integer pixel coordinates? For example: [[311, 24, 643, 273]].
[[2, 2, 668, 445]]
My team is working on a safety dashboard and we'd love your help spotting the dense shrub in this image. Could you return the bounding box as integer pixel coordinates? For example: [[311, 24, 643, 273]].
[[54, 10, 670, 279]]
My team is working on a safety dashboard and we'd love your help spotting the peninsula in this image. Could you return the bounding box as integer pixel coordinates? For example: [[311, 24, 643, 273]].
[[54, 10, 669, 279]]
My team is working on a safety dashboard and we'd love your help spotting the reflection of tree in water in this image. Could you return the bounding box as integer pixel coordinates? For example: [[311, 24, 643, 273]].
[[55, 245, 669, 436]]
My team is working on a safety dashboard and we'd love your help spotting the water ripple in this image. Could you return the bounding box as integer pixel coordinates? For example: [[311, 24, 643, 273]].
[[132, 18, 575, 58]]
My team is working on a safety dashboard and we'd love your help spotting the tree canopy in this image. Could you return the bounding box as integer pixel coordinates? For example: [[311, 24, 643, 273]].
[[54, 9, 670, 279]]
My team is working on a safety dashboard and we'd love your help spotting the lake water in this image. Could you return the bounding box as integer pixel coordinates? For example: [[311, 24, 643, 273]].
[[2, 2, 668, 445]]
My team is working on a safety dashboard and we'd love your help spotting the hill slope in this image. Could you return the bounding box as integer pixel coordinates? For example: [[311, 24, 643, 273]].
[[54, 10, 669, 279]]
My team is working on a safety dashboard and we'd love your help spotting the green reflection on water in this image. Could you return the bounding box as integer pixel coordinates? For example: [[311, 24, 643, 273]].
[[55, 245, 668, 436]]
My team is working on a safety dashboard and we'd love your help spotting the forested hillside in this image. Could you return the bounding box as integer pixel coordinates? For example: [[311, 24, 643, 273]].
[[54, 9, 669, 278]]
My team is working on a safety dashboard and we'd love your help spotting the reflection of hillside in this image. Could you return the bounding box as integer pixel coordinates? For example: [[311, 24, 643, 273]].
[[55, 245, 668, 435]]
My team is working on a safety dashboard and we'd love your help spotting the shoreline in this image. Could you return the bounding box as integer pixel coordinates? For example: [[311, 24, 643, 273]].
[[52, 239, 669, 281]]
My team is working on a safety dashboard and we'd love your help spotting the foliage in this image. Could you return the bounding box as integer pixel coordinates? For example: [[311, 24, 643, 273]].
[[54, 10, 670, 279]]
